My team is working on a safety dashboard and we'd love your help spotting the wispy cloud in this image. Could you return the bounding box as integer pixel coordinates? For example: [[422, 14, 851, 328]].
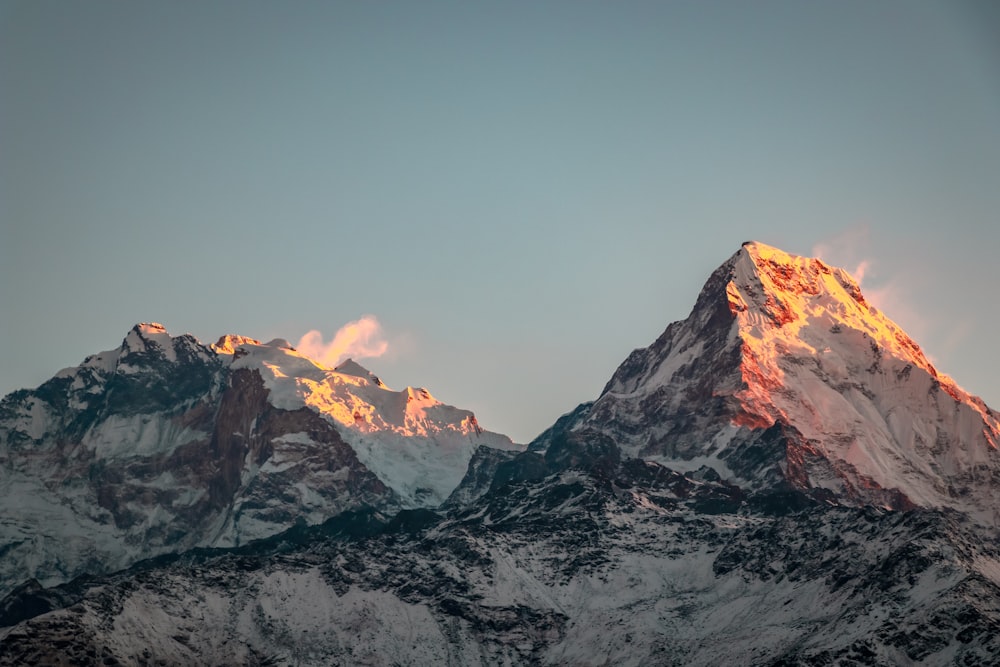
[[812, 223, 873, 286], [812, 223, 928, 344], [296, 315, 389, 368]]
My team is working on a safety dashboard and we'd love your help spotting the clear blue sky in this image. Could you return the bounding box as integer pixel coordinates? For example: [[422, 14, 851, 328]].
[[2, 1, 999, 443]]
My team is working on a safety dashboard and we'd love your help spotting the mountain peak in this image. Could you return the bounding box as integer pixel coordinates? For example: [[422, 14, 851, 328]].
[[574, 242, 1000, 519], [132, 322, 167, 334], [211, 334, 263, 355], [121, 322, 180, 363], [727, 241, 936, 375]]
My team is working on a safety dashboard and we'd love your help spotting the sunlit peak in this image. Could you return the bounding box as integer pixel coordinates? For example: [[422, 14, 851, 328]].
[[724, 240, 987, 424], [211, 334, 263, 355]]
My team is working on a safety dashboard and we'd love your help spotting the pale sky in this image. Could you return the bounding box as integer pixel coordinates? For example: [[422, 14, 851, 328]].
[[2, 1, 999, 443]]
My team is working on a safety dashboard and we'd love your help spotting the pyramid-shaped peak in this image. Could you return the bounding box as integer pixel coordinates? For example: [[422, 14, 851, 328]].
[[573, 241, 1000, 519]]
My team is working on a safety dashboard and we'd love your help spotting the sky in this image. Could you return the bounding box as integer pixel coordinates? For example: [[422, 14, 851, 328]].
[[2, 1, 999, 444]]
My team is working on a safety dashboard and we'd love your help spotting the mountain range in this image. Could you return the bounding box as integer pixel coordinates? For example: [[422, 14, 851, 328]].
[[2, 241, 998, 666]]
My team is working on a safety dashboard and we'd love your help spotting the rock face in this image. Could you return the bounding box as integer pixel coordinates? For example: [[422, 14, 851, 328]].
[[3, 243, 1000, 665], [0, 324, 514, 596]]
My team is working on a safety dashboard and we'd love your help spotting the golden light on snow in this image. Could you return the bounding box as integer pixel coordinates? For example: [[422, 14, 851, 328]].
[[727, 242, 1000, 453]]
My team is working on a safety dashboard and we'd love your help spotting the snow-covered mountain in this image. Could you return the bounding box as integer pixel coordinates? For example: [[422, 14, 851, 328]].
[[3, 242, 1000, 666], [545, 241, 1000, 522], [0, 323, 516, 595]]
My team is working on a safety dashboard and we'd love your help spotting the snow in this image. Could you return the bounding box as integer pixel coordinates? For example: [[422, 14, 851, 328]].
[[23, 397, 50, 440], [334, 358, 386, 386], [257, 432, 316, 474], [85, 412, 208, 459], [648, 451, 738, 481], [741, 244, 1000, 506], [7, 239, 1000, 632]]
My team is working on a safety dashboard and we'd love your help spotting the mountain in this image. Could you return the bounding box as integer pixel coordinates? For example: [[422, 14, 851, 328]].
[[544, 242, 1000, 521], [0, 323, 516, 596], [2, 242, 1000, 666]]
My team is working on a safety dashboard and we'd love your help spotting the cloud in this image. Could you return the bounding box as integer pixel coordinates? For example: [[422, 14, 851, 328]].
[[812, 223, 873, 286], [812, 223, 929, 345], [296, 315, 389, 368], [812, 223, 892, 313]]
